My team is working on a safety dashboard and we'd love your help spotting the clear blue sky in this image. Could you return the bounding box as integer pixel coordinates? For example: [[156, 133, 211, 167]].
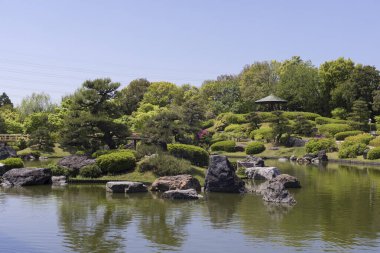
[[1, 0, 380, 104]]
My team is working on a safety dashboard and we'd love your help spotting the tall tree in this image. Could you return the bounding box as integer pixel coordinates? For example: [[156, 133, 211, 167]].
[[60, 78, 129, 152], [119, 78, 151, 114], [18, 92, 55, 118], [141, 82, 181, 107], [0, 92, 13, 108]]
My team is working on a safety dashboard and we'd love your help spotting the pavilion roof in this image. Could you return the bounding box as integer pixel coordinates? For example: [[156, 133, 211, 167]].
[[255, 94, 287, 104]]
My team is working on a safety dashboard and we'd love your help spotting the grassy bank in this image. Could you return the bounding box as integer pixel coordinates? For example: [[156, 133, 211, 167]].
[[18, 144, 70, 158]]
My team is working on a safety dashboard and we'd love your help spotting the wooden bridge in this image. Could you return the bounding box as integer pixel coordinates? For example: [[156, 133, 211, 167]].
[[0, 134, 29, 143]]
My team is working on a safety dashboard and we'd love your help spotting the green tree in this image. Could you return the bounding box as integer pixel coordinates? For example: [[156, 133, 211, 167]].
[[246, 112, 262, 132], [0, 114, 6, 133], [119, 78, 150, 114], [28, 127, 55, 152], [347, 99, 371, 131], [0, 92, 13, 108], [141, 82, 180, 107], [293, 115, 315, 136], [60, 78, 130, 152], [18, 92, 55, 118], [270, 111, 291, 144]]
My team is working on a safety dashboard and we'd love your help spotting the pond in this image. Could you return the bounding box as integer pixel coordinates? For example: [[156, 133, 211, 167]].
[[1, 160, 380, 252]]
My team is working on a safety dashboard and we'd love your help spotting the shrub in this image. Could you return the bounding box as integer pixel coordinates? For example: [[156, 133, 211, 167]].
[[318, 124, 352, 137], [47, 163, 72, 176], [331, 107, 348, 120], [96, 151, 136, 174], [224, 124, 244, 132], [334, 131, 363, 141], [245, 141, 266, 155], [168, 143, 209, 166], [282, 111, 321, 120], [17, 150, 41, 159], [216, 112, 248, 124], [135, 144, 162, 159], [369, 137, 380, 147], [210, 140, 236, 152], [338, 141, 367, 158], [200, 119, 215, 129], [0, 157, 24, 169], [250, 127, 273, 142], [345, 133, 374, 145], [305, 138, 336, 154], [257, 112, 276, 122], [315, 117, 347, 125], [79, 163, 102, 178], [137, 154, 193, 176], [91, 149, 136, 158], [367, 147, 380, 160], [292, 116, 316, 136]]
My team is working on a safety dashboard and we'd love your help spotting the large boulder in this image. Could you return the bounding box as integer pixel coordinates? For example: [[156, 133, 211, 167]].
[[237, 156, 265, 168], [283, 136, 306, 147], [151, 175, 201, 192], [57, 155, 96, 174], [269, 174, 301, 188], [204, 155, 245, 193], [1, 168, 52, 187], [162, 189, 202, 200], [245, 167, 281, 180], [0, 143, 17, 160], [261, 181, 296, 204], [106, 181, 148, 193]]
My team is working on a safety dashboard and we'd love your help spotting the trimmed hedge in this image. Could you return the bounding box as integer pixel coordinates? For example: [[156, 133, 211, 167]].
[[318, 124, 352, 137], [369, 137, 380, 147], [47, 164, 72, 177], [137, 154, 193, 176], [283, 111, 321, 120], [338, 141, 367, 158], [367, 147, 380, 160], [305, 138, 336, 154], [200, 119, 215, 129], [224, 124, 249, 133], [245, 141, 266, 155], [250, 127, 273, 142], [79, 163, 102, 178], [216, 112, 248, 124], [334, 131, 363, 140], [315, 117, 347, 125], [257, 112, 276, 122], [210, 140, 236, 152], [0, 157, 24, 169], [345, 133, 374, 145], [96, 151, 136, 174], [168, 144, 209, 166], [91, 149, 136, 158]]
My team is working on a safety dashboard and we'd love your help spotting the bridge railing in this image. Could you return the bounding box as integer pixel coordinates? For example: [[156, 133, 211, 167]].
[[0, 134, 29, 142]]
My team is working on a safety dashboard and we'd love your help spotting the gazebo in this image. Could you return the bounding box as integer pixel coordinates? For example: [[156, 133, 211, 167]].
[[255, 94, 287, 111]]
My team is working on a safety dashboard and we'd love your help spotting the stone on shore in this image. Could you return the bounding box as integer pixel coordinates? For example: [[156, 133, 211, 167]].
[[151, 175, 201, 192], [0, 143, 17, 160], [204, 155, 245, 193], [269, 174, 301, 188], [245, 167, 281, 180], [162, 189, 202, 200], [106, 181, 148, 193], [52, 176, 67, 186], [261, 181, 296, 204], [1, 168, 52, 187], [57, 155, 96, 175]]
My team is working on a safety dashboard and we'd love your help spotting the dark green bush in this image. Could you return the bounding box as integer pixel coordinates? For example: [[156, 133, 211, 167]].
[[318, 124, 352, 137], [47, 163, 72, 176], [210, 140, 236, 152], [257, 112, 276, 122], [283, 111, 321, 120], [338, 141, 367, 158], [245, 141, 266, 155], [334, 131, 363, 140], [92, 149, 136, 158], [0, 157, 24, 169], [315, 117, 347, 125], [367, 147, 380, 160], [305, 138, 336, 154], [250, 127, 273, 142], [200, 119, 215, 129], [168, 143, 209, 166], [345, 133, 374, 145], [96, 151, 136, 174], [79, 163, 102, 178], [137, 154, 193, 176]]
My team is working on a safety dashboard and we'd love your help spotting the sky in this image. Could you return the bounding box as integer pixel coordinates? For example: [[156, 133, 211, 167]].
[[1, 0, 380, 105]]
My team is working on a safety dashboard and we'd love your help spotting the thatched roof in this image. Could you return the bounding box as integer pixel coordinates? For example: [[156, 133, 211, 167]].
[[255, 94, 287, 104]]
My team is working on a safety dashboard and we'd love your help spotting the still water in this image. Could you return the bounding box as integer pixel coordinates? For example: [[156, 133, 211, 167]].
[[1, 160, 380, 253]]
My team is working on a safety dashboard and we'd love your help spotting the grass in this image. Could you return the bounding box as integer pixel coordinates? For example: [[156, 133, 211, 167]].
[[18, 143, 70, 158]]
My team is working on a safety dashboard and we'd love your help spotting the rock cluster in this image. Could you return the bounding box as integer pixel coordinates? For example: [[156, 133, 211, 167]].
[[52, 176, 67, 186], [296, 150, 328, 164], [106, 181, 148, 193], [245, 167, 281, 180], [151, 175, 201, 192], [162, 189, 202, 200], [57, 155, 96, 175], [1, 168, 52, 187]]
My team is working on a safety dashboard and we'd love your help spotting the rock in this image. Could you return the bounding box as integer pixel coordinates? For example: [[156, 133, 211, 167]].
[[283, 137, 306, 147], [245, 167, 281, 180], [0, 143, 17, 160], [162, 189, 202, 200], [317, 150, 328, 161], [57, 155, 96, 175], [261, 181, 296, 204], [51, 176, 67, 186], [311, 158, 320, 164], [296, 157, 310, 164], [106, 181, 148, 193], [237, 156, 265, 168], [363, 149, 369, 159], [151, 175, 201, 192], [289, 155, 297, 161], [204, 155, 245, 193], [1, 168, 52, 187], [269, 174, 301, 188], [278, 157, 288, 162]]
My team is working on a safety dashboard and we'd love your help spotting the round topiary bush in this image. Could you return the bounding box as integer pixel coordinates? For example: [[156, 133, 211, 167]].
[[305, 138, 336, 154], [79, 164, 102, 178], [210, 140, 236, 152], [338, 141, 367, 158], [167, 144, 209, 166], [318, 124, 352, 137], [367, 147, 380, 160], [0, 157, 24, 169], [334, 131, 363, 140], [345, 133, 374, 145], [250, 127, 273, 142], [96, 151, 136, 174], [47, 163, 71, 176], [137, 154, 193, 176], [245, 141, 266, 155]]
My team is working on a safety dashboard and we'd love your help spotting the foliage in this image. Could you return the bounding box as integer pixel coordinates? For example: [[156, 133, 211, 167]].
[[338, 141, 367, 158], [369, 137, 380, 147], [269, 111, 292, 144], [334, 131, 363, 141], [292, 116, 316, 136], [318, 124, 352, 137], [331, 107, 348, 120], [79, 163, 102, 178], [305, 138, 336, 154], [0, 157, 24, 169], [282, 111, 321, 120], [168, 143, 209, 166], [315, 116, 347, 125], [0, 92, 13, 108], [367, 147, 380, 160], [257, 112, 276, 122], [210, 132, 235, 144], [135, 144, 163, 159], [119, 78, 151, 114], [347, 99, 371, 131], [210, 140, 236, 152], [245, 141, 266, 155], [142, 81, 180, 107], [200, 119, 215, 129], [96, 151, 136, 174], [91, 149, 135, 158], [17, 150, 41, 159], [18, 92, 55, 118], [137, 154, 193, 176], [47, 163, 72, 177], [344, 133, 374, 145], [250, 127, 273, 142], [28, 127, 55, 152]]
